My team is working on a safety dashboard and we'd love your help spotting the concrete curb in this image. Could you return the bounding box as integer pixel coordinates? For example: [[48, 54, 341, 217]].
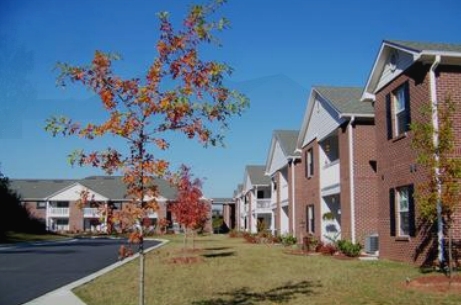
[[23, 239, 169, 305]]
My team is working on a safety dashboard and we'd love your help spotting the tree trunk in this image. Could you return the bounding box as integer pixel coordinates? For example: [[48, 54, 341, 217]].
[[139, 241, 145, 305], [448, 220, 453, 282]]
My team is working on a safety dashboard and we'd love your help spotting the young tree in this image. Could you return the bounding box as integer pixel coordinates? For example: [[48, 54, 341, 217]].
[[169, 165, 210, 249], [411, 97, 461, 277], [45, 1, 248, 304]]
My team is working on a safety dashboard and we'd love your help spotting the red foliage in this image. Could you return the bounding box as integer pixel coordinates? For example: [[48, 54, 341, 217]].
[[169, 165, 209, 232]]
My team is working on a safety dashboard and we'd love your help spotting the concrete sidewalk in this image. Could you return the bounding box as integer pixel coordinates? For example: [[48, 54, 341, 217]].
[[24, 239, 168, 305]]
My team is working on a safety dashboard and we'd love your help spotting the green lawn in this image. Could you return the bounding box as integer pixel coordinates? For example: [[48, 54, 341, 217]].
[[74, 234, 461, 305]]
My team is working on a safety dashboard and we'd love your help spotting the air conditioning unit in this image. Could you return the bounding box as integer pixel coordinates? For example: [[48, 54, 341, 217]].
[[365, 234, 379, 254]]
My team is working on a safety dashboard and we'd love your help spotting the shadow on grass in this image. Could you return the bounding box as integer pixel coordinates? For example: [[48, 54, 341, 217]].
[[192, 280, 321, 305], [203, 247, 232, 251], [202, 251, 236, 258]]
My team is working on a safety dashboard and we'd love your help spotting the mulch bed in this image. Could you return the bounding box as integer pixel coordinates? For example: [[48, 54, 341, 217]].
[[406, 275, 461, 293]]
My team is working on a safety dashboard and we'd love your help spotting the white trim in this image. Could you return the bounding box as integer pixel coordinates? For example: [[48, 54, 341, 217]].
[[348, 117, 356, 243]]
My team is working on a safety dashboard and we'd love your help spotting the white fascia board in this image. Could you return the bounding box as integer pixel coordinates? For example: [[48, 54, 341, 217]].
[[361, 43, 388, 101], [362, 41, 420, 100], [339, 113, 374, 119], [47, 182, 108, 202], [265, 136, 277, 175], [296, 88, 316, 150]]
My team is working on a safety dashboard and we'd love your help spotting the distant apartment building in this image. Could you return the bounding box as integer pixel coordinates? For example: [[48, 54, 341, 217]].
[[265, 130, 301, 236], [11, 176, 212, 234]]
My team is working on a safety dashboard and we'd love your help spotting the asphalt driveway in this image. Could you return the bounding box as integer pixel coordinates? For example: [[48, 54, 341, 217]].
[[0, 238, 160, 305]]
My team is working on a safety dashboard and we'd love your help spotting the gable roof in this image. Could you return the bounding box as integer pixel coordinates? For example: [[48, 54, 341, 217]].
[[245, 165, 270, 186], [265, 130, 300, 175], [362, 39, 461, 102], [315, 86, 374, 116], [297, 86, 373, 150], [386, 40, 461, 54], [273, 130, 300, 157], [10, 176, 178, 201], [10, 179, 77, 200]]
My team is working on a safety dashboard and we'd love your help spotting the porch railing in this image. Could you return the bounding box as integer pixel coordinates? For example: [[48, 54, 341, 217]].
[[83, 208, 101, 218], [48, 207, 70, 217]]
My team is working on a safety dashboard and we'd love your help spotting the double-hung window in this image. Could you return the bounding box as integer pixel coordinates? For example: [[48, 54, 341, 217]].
[[386, 82, 411, 139], [389, 185, 415, 237], [306, 148, 314, 178], [397, 187, 410, 236], [307, 204, 315, 233]]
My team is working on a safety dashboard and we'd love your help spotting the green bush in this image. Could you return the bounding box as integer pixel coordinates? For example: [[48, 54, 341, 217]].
[[337, 239, 363, 257], [281, 234, 297, 246]]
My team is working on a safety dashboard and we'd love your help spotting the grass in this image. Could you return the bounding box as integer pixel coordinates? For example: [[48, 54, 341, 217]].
[[1, 231, 69, 243], [74, 234, 461, 305]]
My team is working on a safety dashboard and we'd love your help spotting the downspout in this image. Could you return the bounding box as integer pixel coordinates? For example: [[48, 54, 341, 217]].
[[348, 116, 356, 243], [254, 186, 258, 233], [290, 159, 296, 235], [430, 55, 444, 263]]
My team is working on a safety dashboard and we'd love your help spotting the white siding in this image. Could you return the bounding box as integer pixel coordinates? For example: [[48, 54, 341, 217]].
[[376, 49, 414, 92], [267, 140, 288, 175], [244, 173, 252, 193], [281, 206, 289, 235], [302, 95, 344, 148], [48, 183, 108, 202]]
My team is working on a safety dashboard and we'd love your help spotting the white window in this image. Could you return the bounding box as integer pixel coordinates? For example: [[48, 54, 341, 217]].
[[306, 148, 314, 177], [394, 85, 408, 135], [307, 205, 315, 233], [56, 218, 69, 231], [397, 187, 410, 236]]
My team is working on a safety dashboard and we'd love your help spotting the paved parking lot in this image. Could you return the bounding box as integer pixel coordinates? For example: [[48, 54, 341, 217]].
[[0, 238, 159, 305]]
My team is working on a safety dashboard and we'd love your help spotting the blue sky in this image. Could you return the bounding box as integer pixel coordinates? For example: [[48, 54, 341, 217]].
[[1, 0, 460, 198]]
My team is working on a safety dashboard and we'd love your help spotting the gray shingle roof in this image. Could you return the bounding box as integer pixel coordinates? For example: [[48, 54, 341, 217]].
[[11, 176, 177, 201], [246, 165, 270, 185], [10, 179, 76, 200], [212, 198, 234, 204], [385, 40, 461, 53], [81, 176, 177, 200], [273, 130, 300, 157], [314, 86, 374, 115]]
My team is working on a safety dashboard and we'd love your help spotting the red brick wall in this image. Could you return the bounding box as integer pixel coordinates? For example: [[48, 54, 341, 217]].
[[295, 140, 321, 243], [339, 126, 352, 241], [337, 121, 378, 245], [24, 201, 46, 221], [375, 63, 461, 265], [69, 201, 83, 232], [351, 122, 379, 244]]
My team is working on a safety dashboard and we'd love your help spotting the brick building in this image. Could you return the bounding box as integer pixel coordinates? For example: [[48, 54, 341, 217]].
[[362, 40, 461, 265], [10, 176, 211, 234], [295, 86, 378, 246], [265, 130, 301, 236]]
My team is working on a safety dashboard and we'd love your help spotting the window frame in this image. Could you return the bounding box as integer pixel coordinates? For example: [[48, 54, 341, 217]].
[[397, 186, 410, 237], [306, 148, 314, 178], [307, 204, 315, 234], [389, 184, 415, 238], [386, 81, 411, 139]]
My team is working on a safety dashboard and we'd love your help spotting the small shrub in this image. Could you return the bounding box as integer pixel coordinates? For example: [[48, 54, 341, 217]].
[[228, 229, 241, 238], [281, 234, 297, 246], [303, 234, 319, 251], [242, 232, 257, 244], [337, 239, 363, 257], [316, 242, 337, 255]]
